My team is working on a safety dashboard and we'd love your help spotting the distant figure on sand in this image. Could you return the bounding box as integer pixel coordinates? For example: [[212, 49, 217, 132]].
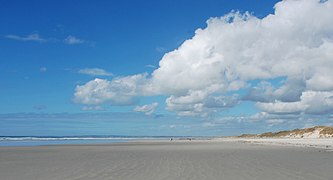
[[170, 138, 173, 141]]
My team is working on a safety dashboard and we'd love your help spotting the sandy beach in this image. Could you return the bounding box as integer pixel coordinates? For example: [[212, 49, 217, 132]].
[[219, 138, 333, 150], [0, 141, 332, 180]]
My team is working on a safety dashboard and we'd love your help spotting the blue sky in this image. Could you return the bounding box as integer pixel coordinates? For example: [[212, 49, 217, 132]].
[[1, 0, 333, 136]]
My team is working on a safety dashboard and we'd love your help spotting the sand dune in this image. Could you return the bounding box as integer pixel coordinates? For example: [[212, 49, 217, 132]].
[[239, 126, 333, 138], [1, 141, 332, 180]]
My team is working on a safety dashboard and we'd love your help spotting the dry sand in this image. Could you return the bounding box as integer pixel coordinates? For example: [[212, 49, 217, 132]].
[[0, 141, 332, 180], [218, 138, 333, 150]]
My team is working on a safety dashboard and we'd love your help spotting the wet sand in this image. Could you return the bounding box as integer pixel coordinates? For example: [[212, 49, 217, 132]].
[[0, 141, 332, 180]]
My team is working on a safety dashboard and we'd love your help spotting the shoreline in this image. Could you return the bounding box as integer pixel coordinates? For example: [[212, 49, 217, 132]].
[[1, 137, 333, 150]]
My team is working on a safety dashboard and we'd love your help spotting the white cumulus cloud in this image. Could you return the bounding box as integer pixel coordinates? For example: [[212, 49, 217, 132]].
[[257, 91, 333, 115], [244, 77, 306, 103], [74, 73, 151, 105], [73, 0, 333, 118]]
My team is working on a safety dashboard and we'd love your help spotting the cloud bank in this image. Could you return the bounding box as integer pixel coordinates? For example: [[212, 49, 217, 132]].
[[74, 0, 333, 119]]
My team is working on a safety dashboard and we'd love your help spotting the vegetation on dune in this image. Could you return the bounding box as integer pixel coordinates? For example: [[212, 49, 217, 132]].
[[320, 126, 333, 135], [238, 126, 333, 138]]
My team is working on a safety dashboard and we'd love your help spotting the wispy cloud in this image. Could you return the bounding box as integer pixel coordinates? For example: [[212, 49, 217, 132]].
[[33, 105, 47, 111], [64, 35, 85, 45], [145, 64, 156, 69], [155, 47, 167, 53], [134, 102, 159, 115], [5, 33, 88, 45], [81, 105, 104, 111], [5, 33, 46, 42], [78, 68, 113, 76], [40, 67, 47, 72]]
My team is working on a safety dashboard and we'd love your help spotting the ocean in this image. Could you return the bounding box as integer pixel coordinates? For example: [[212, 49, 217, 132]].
[[0, 136, 202, 146]]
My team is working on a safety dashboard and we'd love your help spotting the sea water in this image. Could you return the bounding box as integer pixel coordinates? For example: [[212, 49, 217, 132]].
[[0, 136, 171, 146]]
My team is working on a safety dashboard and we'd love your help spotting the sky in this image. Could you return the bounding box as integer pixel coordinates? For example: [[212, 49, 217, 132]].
[[1, 0, 333, 136]]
